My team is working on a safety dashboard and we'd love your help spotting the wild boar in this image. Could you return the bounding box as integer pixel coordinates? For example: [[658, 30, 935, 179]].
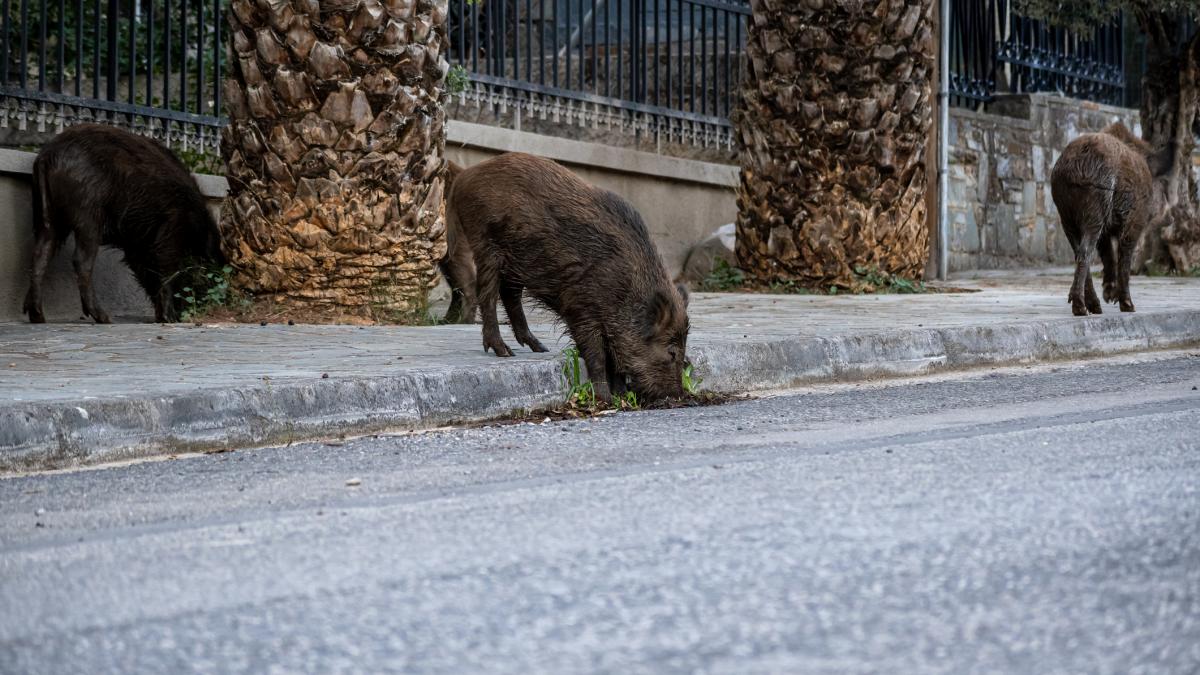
[[448, 152, 690, 401], [438, 159, 477, 324], [23, 124, 224, 324], [1051, 122, 1175, 316]]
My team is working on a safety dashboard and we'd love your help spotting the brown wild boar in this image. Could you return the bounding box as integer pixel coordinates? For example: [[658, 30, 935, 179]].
[[1050, 122, 1175, 316], [448, 152, 690, 401], [23, 124, 224, 324], [438, 159, 477, 324]]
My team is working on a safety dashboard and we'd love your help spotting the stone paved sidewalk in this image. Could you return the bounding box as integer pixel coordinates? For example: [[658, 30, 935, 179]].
[[3, 271, 1200, 471]]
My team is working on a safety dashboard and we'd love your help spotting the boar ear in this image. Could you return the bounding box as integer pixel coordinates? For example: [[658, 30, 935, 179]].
[[676, 283, 690, 307], [645, 290, 679, 339]]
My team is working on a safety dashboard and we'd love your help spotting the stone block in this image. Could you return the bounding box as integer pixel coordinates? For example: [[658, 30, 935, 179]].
[[1022, 181, 1036, 216], [991, 205, 1020, 256], [1032, 145, 1045, 182]]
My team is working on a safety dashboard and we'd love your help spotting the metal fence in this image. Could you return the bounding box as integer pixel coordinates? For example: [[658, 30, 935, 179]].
[[1, 0, 749, 154], [950, 0, 1125, 108], [1, 0, 224, 151], [448, 0, 750, 149], [1, 0, 1137, 156]]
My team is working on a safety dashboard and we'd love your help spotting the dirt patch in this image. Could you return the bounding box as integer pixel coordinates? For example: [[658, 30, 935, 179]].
[[701, 282, 981, 296], [924, 285, 984, 294], [191, 297, 438, 326], [503, 391, 743, 425]]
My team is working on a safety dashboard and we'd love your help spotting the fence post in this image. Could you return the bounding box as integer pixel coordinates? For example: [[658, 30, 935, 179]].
[[106, 0, 117, 100]]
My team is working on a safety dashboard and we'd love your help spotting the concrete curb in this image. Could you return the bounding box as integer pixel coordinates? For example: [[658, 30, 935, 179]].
[[3, 311, 1199, 473]]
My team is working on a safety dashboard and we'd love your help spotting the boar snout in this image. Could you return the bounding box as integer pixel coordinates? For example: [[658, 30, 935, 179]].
[[620, 284, 690, 400]]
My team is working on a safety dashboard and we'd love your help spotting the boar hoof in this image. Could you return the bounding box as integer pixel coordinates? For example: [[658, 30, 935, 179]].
[[485, 339, 514, 357], [1119, 300, 1135, 313], [1085, 297, 1102, 315], [91, 309, 112, 324], [22, 295, 45, 323], [524, 338, 549, 353], [24, 306, 45, 323], [1070, 301, 1088, 317], [1103, 284, 1119, 304]]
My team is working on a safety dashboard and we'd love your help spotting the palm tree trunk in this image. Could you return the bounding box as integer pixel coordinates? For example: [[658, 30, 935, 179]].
[[733, 0, 936, 289], [1134, 13, 1200, 273], [220, 0, 450, 316]]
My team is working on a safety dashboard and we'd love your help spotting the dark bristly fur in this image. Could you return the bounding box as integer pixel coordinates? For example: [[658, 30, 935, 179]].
[[23, 124, 224, 324], [438, 159, 477, 324], [449, 152, 690, 402], [1050, 122, 1174, 316]]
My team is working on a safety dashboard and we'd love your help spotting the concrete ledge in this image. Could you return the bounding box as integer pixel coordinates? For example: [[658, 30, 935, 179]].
[[2, 121, 740, 194], [447, 120, 738, 188], [4, 309, 1199, 473], [0, 360, 566, 472], [0, 147, 229, 198]]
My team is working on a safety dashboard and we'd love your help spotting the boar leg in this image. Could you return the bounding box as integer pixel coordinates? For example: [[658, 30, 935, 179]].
[[445, 288, 465, 324], [23, 169, 57, 324], [1098, 235, 1119, 305], [1084, 274, 1102, 316], [1068, 227, 1101, 317], [500, 281, 547, 352], [22, 223, 57, 324], [440, 252, 477, 324], [475, 255, 514, 357], [72, 226, 110, 324], [1117, 237, 1136, 312], [133, 267, 173, 323], [574, 332, 612, 403], [604, 345, 628, 397]]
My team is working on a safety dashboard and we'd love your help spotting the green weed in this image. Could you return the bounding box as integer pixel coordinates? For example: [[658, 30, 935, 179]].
[[446, 64, 470, 95], [173, 263, 244, 321], [175, 147, 223, 175], [561, 346, 598, 407], [616, 391, 641, 410], [1145, 261, 1200, 278], [767, 278, 812, 295], [367, 275, 442, 325], [699, 259, 746, 291], [681, 362, 702, 395], [851, 265, 927, 294]]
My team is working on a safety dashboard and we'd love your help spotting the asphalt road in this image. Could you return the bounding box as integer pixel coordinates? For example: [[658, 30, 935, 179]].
[[2, 352, 1199, 674]]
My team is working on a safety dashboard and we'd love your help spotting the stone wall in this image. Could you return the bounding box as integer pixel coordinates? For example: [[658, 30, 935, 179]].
[[946, 94, 1144, 272], [0, 121, 735, 322]]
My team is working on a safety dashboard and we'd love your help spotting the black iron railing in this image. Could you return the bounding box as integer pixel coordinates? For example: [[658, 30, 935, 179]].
[[1, 0, 749, 153], [950, 0, 1125, 108], [448, 0, 750, 148], [1, 0, 223, 151]]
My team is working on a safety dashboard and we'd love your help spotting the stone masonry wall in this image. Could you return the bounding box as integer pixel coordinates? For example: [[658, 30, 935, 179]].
[[946, 93, 1144, 272]]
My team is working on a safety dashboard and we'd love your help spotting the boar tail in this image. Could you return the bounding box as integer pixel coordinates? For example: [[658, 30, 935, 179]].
[[444, 160, 464, 192], [31, 157, 51, 236]]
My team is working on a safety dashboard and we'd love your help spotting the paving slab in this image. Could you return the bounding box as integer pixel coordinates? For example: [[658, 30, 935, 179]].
[[2, 271, 1200, 472]]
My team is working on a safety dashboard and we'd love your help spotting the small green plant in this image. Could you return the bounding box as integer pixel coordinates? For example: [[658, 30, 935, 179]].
[[1144, 261, 1200, 278], [561, 346, 597, 408], [446, 64, 470, 95], [700, 259, 746, 291], [681, 362, 702, 395], [174, 263, 240, 320], [367, 274, 443, 325], [175, 148, 223, 175], [767, 278, 812, 295], [851, 265, 927, 294], [616, 390, 640, 410]]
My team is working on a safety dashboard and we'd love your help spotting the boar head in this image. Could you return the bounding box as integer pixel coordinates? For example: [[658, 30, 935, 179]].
[[613, 283, 690, 400]]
